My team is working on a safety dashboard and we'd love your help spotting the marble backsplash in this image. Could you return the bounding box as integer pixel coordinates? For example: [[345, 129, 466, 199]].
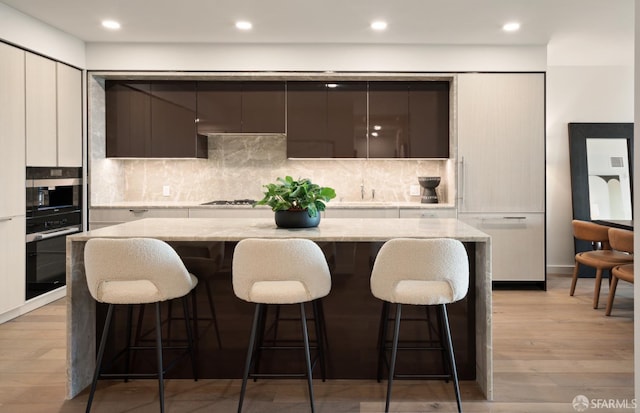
[[89, 76, 454, 206]]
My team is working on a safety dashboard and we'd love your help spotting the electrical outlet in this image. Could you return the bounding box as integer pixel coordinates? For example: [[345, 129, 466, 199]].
[[409, 184, 421, 196], [162, 185, 171, 197]]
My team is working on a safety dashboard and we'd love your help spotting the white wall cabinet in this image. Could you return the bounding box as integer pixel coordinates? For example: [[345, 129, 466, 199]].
[[26, 52, 57, 166], [57, 63, 83, 166], [26, 53, 82, 167], [458, 213, 545, 282], [0, 43, 26, 315], [0, 43, 26, 218], [457, 73, 546, 283], [457, 73, 545, 213], [0, 217, 26, 314]]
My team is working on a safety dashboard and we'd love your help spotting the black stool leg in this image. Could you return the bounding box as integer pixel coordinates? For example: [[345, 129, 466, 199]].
[[182, 296, 198, 381], [385, 303, 402, 413], [124, 304, 134, 383], [154, 302, 165, 413], [376, 302, 390, 382], [312, 300, 327, 381], [238, 303, 262, 413], [299, 303, 315, 413], [440, 304, 462, 413], [86, 304, 114, 413], [204, 278, 223, 348]]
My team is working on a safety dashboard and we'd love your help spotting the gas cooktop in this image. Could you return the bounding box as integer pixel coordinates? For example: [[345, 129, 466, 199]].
[[201, 199, 256, 206]]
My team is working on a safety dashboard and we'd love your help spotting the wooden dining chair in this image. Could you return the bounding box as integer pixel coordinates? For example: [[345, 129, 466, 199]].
[[570, 220, 633, 309], [605, 228, 634, 316]]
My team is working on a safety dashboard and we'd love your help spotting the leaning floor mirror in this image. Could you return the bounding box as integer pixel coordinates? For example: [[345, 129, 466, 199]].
[[568, 122, 634, 274]]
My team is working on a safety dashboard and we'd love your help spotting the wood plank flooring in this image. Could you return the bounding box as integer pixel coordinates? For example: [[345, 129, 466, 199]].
[[0, 273, 633, 412]]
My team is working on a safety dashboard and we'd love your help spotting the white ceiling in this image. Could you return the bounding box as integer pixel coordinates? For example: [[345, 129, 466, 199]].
[[0, 0, 633, 46]]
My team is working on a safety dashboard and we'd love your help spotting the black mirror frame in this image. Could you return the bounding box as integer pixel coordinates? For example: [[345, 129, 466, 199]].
[[568, 122, 633, 276]]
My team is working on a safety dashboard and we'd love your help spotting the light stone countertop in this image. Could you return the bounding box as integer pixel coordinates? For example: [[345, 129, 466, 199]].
[[72, 217, 486, 242]]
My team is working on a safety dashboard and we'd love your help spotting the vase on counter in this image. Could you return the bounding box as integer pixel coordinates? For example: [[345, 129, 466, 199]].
[[275, 209, 321, 228]]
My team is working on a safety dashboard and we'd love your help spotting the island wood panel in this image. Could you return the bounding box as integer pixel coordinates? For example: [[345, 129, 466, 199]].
[[94, 241, 476, 381]]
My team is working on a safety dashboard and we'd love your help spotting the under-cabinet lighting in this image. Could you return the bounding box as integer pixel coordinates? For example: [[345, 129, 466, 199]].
[[101, 20, 121, 30], [236, 21, 253, 30], [502, 22, 520, 32], [373, 125, 382, 131], [326, 83, 338, 88], [371, 132, 379, 137]]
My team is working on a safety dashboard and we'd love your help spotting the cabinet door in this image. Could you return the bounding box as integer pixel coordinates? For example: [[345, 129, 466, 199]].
[[287, 81, 329, 157], [196, 81, 242, 133], [327, 81, 367, 158], [0, 43, 26, 217], [26, 52, 57, 166], [57, 63, 82, 166], [106, 80, 151, 157], [459, 213, 545, 281], [458, 73, 545, 212], [368, 82, 409, 158], [408, 81, 450, 158], [241, 81, 285, 133], [0, 216, 26, 313], [150, 81, 198, 157]]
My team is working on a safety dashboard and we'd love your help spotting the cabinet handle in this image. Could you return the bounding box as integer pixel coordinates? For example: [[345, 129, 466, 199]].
[[128, 209, 149, 214], [503, 216, 527, 220], [0, 217, 13, 222], [458, 156, 465, 207]]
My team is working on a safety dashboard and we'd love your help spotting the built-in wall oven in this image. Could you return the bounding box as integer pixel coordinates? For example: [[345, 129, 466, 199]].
[[25, 167, 82, 300]]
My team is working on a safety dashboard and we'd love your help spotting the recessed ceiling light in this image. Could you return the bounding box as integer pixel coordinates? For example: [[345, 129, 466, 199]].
[[371, 21, 388, 31], [502, 22, 521, 32], [373, 125, 382, 131], [101, 20, 121, 30], [236, 21, 253, 30]]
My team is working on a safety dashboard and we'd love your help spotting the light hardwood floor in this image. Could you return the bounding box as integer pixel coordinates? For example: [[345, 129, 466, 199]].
[[0, 273, 633, 413]]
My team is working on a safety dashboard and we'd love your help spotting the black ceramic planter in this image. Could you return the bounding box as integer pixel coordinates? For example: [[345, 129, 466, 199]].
[[274, 210, 321, 228]]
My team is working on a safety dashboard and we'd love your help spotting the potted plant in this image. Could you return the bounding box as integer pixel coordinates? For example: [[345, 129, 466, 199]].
[[255, 176, 336, 228]]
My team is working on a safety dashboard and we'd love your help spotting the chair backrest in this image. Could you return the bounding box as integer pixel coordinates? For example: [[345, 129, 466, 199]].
[[232, 238, 331, 302], [370, 238, 469, 304], [572, 220, 611, 249], [608, 228, 634, 254], [84, 238, 195, 303]]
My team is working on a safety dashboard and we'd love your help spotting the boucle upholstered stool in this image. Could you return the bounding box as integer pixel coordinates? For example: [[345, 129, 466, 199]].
[[570, 220, 633, 309], [232, 238, 332, 413], [371, 238, 469, 413], [83, 238, 199, 413]]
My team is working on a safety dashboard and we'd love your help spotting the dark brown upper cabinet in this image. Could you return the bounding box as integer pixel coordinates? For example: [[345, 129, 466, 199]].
[[106, 80, 206, 158], [287, 81, 367, 158], [196, 81, 285, 134], [368, 81, 450, 158], [408, 81, 450, 158], [368, 82, 410, 158]]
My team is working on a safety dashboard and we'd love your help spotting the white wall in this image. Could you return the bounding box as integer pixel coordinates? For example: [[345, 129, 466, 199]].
[[0, 3, 85, 67]]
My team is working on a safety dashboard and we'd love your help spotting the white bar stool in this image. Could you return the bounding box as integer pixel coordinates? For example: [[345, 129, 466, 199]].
[[370, 238, 469, 413], [232, 238, 332, 413], [83, 238, 199, 413]]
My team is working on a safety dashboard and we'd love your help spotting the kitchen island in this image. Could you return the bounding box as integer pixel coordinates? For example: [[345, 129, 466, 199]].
[[66, 217, 492, 399]]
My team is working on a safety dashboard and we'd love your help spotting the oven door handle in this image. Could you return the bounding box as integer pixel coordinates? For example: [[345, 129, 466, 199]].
[[26, 226, 81, 243]]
